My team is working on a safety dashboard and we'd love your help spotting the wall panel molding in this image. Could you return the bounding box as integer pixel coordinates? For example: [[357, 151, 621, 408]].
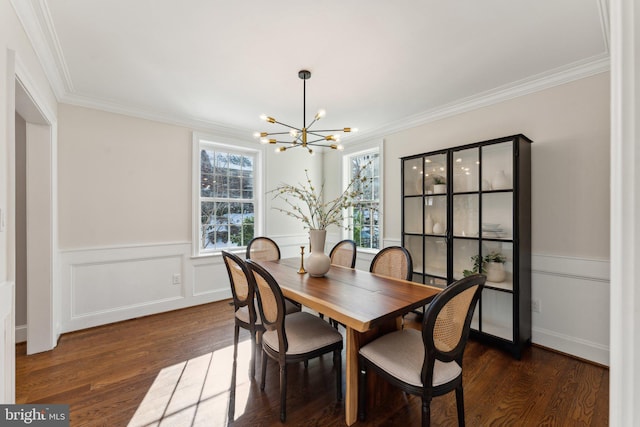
[[59, 242, 230, 333], [531, 254, 609, 365]]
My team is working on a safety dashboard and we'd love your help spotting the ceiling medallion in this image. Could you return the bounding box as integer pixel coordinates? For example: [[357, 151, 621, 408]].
[[254, 70, 357, 154]]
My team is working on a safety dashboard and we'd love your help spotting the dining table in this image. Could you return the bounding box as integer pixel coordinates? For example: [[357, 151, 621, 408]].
[[253, 257, 441, 426]]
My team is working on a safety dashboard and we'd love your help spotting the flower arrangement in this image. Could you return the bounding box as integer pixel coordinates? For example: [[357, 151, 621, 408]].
[[269, 165, 370, 230]]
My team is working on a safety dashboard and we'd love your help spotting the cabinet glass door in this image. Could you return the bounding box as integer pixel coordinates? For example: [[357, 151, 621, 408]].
[[452, 148, 479, 193]]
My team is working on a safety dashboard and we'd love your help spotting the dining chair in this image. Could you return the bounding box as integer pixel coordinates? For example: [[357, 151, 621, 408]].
[[369, 245, 413, 280], [246, 259, 343, 423], [246, 236, 303, 313], [222, 251, 301, 378], [246, 236, 281, 261], [222, 251, 264, 379], [329, 239, 357, 268], [357, 274, 486, 427]]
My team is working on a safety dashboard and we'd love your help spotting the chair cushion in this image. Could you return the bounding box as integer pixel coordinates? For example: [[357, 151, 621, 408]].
[[359, 329, 461, 387], [284, 299, 302, 315], [235, 306, 260, 325], [263, 312, 342, 355], [235, 299, 299, 324]]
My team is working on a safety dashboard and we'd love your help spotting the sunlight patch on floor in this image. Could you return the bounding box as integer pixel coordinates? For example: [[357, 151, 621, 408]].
[[127, 340, 253, 426]]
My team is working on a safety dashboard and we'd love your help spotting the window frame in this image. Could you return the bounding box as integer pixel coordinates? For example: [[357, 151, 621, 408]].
[[192, 133, 265, 257], [342, 141, 383, 252]]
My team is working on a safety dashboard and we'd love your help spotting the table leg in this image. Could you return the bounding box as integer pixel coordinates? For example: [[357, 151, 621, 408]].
[[345, 326, 359, 426]]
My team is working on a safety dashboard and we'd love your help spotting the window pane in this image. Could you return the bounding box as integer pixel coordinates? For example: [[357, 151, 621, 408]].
[[197, 140, 259, 253], [349, 150, 380, 249]]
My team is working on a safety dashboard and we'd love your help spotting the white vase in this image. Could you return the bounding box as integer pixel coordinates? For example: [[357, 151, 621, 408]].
[[306, 229, 331, 277], [433, 222, 445, 235], [424, 214, 434, 234], [491, 170, 510, 190], [485, 262, 506, 282]]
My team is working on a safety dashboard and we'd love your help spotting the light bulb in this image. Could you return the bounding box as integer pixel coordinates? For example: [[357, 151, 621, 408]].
[[336, 144, 344, 150], [315, 109, 326, 120], [289, 129, 298, 137]]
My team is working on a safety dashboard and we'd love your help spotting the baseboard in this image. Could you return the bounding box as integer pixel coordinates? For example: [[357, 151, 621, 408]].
[[15, 325, 27, 343], [530, 253, 609, 365], [532, 325, 609, 366]]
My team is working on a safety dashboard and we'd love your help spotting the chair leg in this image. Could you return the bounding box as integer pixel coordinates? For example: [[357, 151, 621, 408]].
[[249, 329, 256, 378], [230, 324, 239, 421], [233, 324, 239, 365], [279, 363, 287, 422], [334, 349, 342, 401], [358, 363, 367, 421], [422, 396, 432, 427], [455, 384, 465, 427], [260, 349, 267, 391]]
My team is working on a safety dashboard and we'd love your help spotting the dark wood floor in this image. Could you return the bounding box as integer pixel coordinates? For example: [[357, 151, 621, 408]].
[[16, 300, 609, 426]]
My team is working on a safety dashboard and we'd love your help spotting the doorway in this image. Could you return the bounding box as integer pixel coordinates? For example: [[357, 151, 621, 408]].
[[14, 71, 57, 355]]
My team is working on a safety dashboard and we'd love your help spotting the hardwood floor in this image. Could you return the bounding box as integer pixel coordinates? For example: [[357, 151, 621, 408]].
[[16, 300, 609, 426]]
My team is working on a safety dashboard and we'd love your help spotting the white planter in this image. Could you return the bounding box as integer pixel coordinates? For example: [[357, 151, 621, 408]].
[[485, 262, 506, 283], [306, 229, 331, 277]]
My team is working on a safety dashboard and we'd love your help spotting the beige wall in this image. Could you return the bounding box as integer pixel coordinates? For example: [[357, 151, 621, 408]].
[[58, 105, 192, 249], [58, 104, 318, 249], [384, 72, 610, 260]]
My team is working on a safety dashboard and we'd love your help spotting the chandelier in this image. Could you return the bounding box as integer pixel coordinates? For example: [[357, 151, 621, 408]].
[[254, 70, 357, 154]]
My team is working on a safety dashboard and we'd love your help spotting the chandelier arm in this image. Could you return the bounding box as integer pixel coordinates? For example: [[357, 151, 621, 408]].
[[306, 137, 333, 145], [264, 131, 295, 136], [306, 131, 337, 139], [306, 117, 319, 129], [309, 129, 349, 133], [270, 119, 302, 131]]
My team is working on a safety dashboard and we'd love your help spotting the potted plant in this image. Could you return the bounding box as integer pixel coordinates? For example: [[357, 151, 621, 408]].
[[463, 251, 507, 282], [484, 251, 507, 282], [433, 176, 447, 194]]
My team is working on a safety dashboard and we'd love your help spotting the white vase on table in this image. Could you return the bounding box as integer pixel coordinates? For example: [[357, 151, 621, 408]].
[[306, 229, 331, 277]]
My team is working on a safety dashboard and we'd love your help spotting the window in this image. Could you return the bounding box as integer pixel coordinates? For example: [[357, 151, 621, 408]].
[[346, 149, 380, 250], [194, 136, 262, 255]]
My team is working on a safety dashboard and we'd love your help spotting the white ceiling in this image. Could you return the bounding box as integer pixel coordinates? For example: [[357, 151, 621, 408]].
[[14, 0, 609, 142]]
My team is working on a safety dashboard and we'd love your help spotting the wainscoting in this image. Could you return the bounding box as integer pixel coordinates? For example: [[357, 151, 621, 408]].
[[531, 254, 609, 365], [53, 239, 609, 365], [59, 242, 227, 333]]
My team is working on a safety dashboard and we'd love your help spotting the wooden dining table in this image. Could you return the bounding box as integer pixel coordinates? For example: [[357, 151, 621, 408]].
[[253, 258, 441, 426]]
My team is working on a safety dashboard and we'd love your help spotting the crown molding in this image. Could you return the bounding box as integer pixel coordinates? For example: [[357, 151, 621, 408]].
[[16, 0, 611, 146], [10, 0, 73, 99], [60, 92, 252, 141], [351, 53, 610, 144], [61, 53, 611, 150]]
